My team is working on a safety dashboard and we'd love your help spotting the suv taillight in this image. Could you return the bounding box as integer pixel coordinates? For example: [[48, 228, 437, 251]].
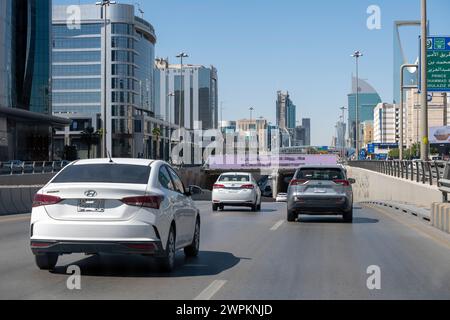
[[334, 180, 350, 187], [121, 195, 164, 209], [32, 194, 62, 208], [290, 179, 308, 186]]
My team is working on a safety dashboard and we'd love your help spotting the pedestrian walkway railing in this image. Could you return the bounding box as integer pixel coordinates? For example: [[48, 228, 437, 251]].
[[348, 160, 446, 187], [0, 161, 70, 176]]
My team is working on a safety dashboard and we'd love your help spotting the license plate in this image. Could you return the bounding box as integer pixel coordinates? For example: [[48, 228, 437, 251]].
[[314, 188, 327, 194], [78, 199, 105, 213]]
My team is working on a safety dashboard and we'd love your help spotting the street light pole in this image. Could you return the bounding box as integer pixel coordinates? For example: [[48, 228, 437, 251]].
[[176, 52, 188, 135], [400, 64, 418, 160], [340, 106, 347, 158], [96, 0, 116, 158], [420, 0, 429, 160], [352, 51, 363, 159]]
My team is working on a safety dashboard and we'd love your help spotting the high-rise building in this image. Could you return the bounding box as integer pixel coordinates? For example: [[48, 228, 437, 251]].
[[335, 121, 347, 150], [293, 118, 311, 147], [373, 103, 403, 144], [361, 121, 374, 146], [405, 90, 449, 148], [276, 91, 296, 130], [154, 58, 218, 130], [52, 4, 163, 159], [347, 76, 382, 149], [0, 0, 70, 161]]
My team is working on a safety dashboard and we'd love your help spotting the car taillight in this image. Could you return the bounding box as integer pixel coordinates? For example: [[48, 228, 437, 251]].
[[240, 184, 254, 189], [290, 179, 308, 186], [213, 184, 225, 189], [334, 180, 350, 187], [121, 195, 164, 209], [32, 194, 62, 208]]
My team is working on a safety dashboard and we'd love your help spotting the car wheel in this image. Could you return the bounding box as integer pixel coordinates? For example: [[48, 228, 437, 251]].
[[35, 253, 58, 270], [287, 209, 297, 222], [257, 203, 262, 211], [184, 218, 200, 258], [343, 209, 353, 223], [219, 204, 225, 211], [212, 204, 219, 212], [157, 226, 176, 272]]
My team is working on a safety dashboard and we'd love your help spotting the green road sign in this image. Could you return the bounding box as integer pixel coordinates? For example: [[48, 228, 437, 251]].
[[426, 37, 450, 92]]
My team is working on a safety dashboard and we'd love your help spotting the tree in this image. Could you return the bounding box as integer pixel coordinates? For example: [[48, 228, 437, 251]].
[[80, 127, 100, 159], [388, 148, 400, 159], [152, 127, 162, 159], [63, 145, 78, 161]]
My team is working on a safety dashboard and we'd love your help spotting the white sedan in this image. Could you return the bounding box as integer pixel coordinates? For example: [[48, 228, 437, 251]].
[[30, 159, 202, 272], [212, 172, 262, 212]]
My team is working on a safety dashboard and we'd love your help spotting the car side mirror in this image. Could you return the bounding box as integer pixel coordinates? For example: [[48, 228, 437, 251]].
[[187, 185, 203, 196], [348, 178, 356, 185]]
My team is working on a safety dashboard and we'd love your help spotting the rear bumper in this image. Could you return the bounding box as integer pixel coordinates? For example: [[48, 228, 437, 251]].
[[212, 190, 256, 205], [288, 196, 352, 214], [30, 240, 164, 256]]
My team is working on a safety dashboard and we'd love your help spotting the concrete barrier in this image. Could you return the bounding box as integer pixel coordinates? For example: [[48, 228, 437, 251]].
[[432, 203, 450, 234], [347, 166, 441, 209], [0, 186, 41, 216], [0, 173, 55, 186]]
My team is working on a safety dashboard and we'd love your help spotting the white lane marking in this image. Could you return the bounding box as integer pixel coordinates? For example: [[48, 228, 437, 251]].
[[270, 220, 285, 231], [195, 280, 227, 300]]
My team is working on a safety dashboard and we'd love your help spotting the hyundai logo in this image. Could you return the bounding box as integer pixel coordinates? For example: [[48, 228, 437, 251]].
[[84, 190, 98, 198]]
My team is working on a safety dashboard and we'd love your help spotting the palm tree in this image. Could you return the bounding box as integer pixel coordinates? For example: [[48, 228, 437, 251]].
[[80, 127, 100, 159], [152, 127, 162, 159]]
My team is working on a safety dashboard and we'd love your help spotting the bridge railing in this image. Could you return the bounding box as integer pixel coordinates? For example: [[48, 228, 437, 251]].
[[0, 161, 70, 176], [348, 160, 446, 187]]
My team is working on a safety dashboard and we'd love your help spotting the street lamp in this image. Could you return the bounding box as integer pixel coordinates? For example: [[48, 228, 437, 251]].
[[420, 0, 429, 161], [168, 92, 175, 136], [351, 50, 363, 159], [96, 0, 116, 158], [340, 106, 347, 159], [176, 52, 189, 132]]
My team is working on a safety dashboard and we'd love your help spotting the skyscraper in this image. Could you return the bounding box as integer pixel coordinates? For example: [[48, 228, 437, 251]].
[[154, 58, 218, 130], [0, 0, 70, 161], [52, 4, 162, 159], [276, 91, 296, 130], [347, 76, 382, 149]]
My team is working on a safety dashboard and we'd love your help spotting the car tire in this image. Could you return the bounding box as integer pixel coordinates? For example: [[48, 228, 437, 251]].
[[343, 209, 353, 223], [184, 218, 200, 258], [219, 204, 225, 211], [157, 226, 176, 272], [35, 253, 58, 270], [257, 203, 262, 211], [212, 204, 219, 212], [287, 210, 297, 222]]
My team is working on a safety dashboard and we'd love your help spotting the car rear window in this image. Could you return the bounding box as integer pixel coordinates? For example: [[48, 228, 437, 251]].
[[219, 175, 250, 182], [52, 164, 151, 184], [296, 168, 344, 181]]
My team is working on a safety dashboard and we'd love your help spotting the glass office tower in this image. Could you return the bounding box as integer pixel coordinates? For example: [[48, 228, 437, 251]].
[[0, 0, 69, 161], [52, 4, 160, 159]]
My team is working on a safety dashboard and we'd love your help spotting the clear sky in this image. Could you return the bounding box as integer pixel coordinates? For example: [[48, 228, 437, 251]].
[[54, 0, 450, 145]]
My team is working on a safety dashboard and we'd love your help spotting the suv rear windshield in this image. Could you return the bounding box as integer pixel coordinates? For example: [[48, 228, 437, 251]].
[[52, 164, 151, 184], [219, 175, 250, 182], [296, 168, 345, 181]]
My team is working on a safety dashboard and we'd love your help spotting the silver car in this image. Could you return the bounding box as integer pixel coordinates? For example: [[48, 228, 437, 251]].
[[287, 165, 355, 223]]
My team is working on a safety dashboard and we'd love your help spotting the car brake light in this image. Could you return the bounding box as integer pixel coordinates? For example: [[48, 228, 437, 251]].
[[121, 195, 164, 209], [290, 179, 308, 186], [213, 184, 225, 189], [240, 184, 254, 189], [32, 194, 62, 208], [334, 180, 350, 187]]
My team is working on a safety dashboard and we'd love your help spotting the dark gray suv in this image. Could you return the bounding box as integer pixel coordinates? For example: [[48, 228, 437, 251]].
[[287, 165, 355, 223]]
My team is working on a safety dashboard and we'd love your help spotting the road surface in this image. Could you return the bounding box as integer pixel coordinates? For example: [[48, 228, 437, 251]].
[[1, 202, 450, 300]]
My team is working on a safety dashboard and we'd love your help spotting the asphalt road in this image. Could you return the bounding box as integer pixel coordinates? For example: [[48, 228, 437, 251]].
[[1, 201, 450, 300]]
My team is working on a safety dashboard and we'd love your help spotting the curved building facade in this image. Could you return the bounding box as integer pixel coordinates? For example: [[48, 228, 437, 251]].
[[0, 0, 69, 161], [52, 4, 160, 159]]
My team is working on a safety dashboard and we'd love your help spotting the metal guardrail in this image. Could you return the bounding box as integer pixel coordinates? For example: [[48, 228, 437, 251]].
[[0, 161, 70, 176], [348, 160, 446, 187]]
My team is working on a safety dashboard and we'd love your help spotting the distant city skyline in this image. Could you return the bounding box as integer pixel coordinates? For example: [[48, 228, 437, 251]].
[[54, 0, 450, 145]]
